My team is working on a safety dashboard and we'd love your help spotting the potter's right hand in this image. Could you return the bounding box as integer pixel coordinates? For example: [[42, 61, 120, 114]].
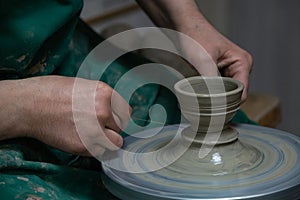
[[0, 76, 132, 157]]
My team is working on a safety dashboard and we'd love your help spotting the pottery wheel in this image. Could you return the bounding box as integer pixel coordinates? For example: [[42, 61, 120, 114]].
[[101, 124, 300, 200]]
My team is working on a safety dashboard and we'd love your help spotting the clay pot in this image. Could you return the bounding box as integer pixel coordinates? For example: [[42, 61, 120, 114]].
[[174, 76, 243, 144]]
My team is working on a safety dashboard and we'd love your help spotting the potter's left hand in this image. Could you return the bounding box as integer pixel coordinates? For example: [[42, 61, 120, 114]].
[[177, 17, 253, 102], [137, 0, 253, 102]]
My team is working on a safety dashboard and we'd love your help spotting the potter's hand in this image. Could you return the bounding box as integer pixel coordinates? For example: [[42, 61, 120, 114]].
[[0, 76, 131, 156], [178, 18, 253, 102], [137, 0, 253, 101]]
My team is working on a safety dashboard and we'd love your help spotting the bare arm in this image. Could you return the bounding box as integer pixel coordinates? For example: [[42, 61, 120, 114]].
[[0, 76, 131, 156], [136, 0, 252, 101], [0, 80, 28, 140]]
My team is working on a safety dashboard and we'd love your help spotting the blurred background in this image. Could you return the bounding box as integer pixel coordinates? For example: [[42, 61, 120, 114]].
[[81, 0, 300, 136]]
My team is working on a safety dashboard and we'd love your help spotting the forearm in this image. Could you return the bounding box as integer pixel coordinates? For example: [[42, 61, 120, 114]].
[[0, 76, 126, 156], [137, 0, 252, 101], [136, 0, 224, 60], [0, 80, 29, 140], [136, 0, 214, 32]]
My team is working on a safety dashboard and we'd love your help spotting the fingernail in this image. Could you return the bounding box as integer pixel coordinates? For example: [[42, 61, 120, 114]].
[[117, 137, 123, 148]]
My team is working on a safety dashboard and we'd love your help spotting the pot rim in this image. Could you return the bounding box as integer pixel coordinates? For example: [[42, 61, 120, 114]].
[[174, 76, 244, 98]]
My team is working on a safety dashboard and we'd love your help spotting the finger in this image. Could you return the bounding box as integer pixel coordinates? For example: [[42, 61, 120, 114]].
[[111, 90, 132, 129], [102, 128, 123, 151], [78, 127, 122, 156], [95, 108, 121, 133], [217, 55, 251, 102], [95, 85, 122, 132], [82, 145, 106, 158], [95, 83, 131, 132], [105, 112, 121, 133], [91, 145, 106, 158], [222, 64, 249, 102], [233, 73, 249, 103], [217, 56, 236, 69]]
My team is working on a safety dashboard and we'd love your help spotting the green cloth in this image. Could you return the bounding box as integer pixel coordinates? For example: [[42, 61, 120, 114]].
[[0, 0, 256, 199], [0, 0, 83, 79]]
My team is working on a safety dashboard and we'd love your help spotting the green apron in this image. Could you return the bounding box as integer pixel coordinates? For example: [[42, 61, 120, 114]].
[[0, 0, 256, 199]]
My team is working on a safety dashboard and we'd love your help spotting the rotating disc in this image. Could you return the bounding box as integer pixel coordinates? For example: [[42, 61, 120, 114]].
[[101, 124, 300, 200]]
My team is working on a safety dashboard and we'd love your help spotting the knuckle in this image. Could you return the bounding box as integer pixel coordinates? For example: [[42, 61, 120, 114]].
[[128, 106, 133, 115], [97, 82, 112, 94], [96, 111, 111, 121], [242, 50, 253, 66]]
